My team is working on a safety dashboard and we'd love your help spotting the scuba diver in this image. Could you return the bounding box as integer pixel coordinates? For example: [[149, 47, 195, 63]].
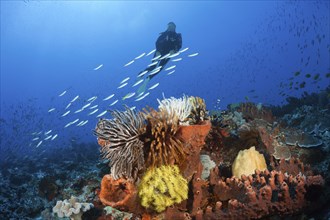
[[137, 22, 182, 95]]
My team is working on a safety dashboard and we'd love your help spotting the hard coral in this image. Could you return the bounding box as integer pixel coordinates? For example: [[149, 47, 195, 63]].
[[144, 109, 186, 168], [53, 196, 93, 220], [94, 107, 146, 180], [138, 165, 188, 213]]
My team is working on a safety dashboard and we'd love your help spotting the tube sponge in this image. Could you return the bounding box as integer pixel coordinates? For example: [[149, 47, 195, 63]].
[[232, 146, 267, 178], [138, 165, 188, 212]]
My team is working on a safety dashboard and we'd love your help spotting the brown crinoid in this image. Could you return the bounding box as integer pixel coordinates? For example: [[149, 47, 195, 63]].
[[94, 107, 146, 180], [188, 96, 209, 125], [143, 109, 187, 168]]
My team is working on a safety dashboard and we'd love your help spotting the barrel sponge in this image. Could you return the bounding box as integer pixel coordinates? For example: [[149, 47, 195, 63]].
[[138, 165, 188, 213], [52, 196, 93, 220], [232, 146, 267, 178]]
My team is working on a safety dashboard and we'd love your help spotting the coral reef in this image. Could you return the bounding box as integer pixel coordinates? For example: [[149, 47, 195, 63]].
[[138, 165, 188, 212], [3, 94, 329, 219]]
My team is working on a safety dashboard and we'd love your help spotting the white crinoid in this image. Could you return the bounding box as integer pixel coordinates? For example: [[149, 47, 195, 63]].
[[157, 94, 192, 125]]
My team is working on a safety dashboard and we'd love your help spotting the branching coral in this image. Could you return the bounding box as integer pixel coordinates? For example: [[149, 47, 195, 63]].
[[138, 165, 188, 212], [144, 109, 186, 168], [94, 107, 146, 180], [157, 94, 192, 125], [187, 96, 209, 125]]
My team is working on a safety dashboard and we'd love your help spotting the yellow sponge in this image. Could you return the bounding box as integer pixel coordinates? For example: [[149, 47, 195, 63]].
[[232, 146, 267, 178]]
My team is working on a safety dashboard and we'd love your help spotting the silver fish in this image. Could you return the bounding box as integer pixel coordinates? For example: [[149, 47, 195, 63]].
[[135, 92, 150, 101], [120, 77, 130, 84], [167, 70, 175, 75], [109, 99, 118, 106], [172, 58, 182, 62], [90, 105, 98, 109], [124, 60, 134, 67], [64, 122, 73, 128], [96, 110, 107, 118], [80, 120, 89, 126], [168, 52, 180, 58], [135, 52, 146, 60], [137, 70, 148, 77], [179, 47, 189, 53], [94, 64, 103, 70], [118, 82, 128, 89], [32, 137, 39, 141], [87, 96, 97, 102], [122, 92, 135, 100], [103, 94, 115, 101], [51, 134, 58, 140], [151, 55, 161, 61], [132, 79, 144, 87], [48, 108, 55, 113], [136, 92, 144, 98], [61, 110, 71, 117], [148, 68, 161, 76], [65, 102, 72, 109], [59, 90, 67, 97], [159, 53, 171, 60], [36, 140, 43, 148], [70, 95, 79, 103], [130, 106, 136, 110], [75, 109, 84, 113], [88, 109, 99, 115], [165, 65, 176, 71], [82, 103, 91, 109], [148, 61, 158, 67], [44, 135, 52, 141], [70, 119, 79, 124], [146, 49, 156, 56], [148, 83, 159, 90], [76, 121, 84, 126], [188, 52, 199, 57], [44, 130, 52, 135]]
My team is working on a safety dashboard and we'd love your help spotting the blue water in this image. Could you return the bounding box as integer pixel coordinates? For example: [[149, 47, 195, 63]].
[[1, 1, 329, 159]]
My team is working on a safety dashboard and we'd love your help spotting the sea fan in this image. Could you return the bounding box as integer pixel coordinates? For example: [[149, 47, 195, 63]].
[[94, 107, 146, 180], [144, 109, 186, 168], [157, 94, 192, 125]]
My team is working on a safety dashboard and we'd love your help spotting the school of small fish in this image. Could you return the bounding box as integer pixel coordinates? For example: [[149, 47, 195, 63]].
[[31, 44, 194, 148]]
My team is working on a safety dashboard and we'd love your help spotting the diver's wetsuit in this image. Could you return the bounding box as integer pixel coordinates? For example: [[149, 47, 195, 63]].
[[140, 30, 182, 79]]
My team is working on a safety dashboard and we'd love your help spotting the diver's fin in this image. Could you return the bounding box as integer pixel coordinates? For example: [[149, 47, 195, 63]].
[[137, 77, 150, 96]]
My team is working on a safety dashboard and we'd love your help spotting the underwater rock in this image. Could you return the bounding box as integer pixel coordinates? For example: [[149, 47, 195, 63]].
[[38, 176, 59, 201]]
